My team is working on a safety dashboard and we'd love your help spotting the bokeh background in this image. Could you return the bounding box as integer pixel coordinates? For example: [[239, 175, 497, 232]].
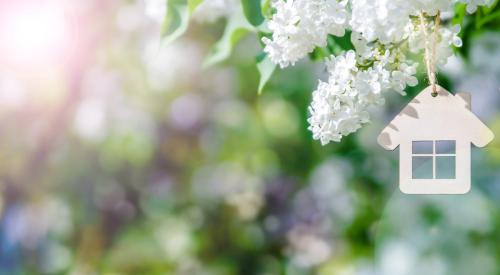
[[0, 0, 499, 274]]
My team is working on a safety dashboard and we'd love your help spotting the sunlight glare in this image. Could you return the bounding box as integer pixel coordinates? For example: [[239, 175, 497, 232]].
[[0, 2, 68, 66]]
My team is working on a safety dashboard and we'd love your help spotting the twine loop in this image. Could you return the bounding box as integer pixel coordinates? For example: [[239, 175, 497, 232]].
[[419, 11, 441, 97]]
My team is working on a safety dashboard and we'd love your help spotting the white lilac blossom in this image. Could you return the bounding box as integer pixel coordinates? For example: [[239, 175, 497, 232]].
[[390, 63, 419, 94], [350, 0, 458, 44], [259, 0, 490, 144], [264, 0, 487, 61], [350, 0, 413, 44], [307, 49, 417, 145], [262, 0, 349, 68]]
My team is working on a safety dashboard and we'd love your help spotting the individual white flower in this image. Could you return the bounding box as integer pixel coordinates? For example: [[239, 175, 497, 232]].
[[448, 24, 463, 47], [355, 69, 381, 98], [374, 49, 395, 66], [407, 20, 426, 53], [459, 0, 495, 13], [193, 0, 238, 23], [390, 63, 418, 95], [326, 50, 358, 85], [351, 31, 374, 60], [435, 25, 462, 65], [263, 0, 349, 68]]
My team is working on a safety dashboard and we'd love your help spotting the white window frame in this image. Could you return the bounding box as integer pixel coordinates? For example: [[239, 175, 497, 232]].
[[411, 140, 456, 179]]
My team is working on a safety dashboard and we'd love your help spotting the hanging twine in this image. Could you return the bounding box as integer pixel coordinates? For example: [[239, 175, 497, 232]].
[[419, 11, 441, 97]]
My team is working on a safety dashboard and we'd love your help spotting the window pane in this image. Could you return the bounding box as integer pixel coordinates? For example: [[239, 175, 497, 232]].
[[412, 141, 433, 154], [436, 156, 456, 179], [436, 140, 456, 154], [412, 156, 433, 179]]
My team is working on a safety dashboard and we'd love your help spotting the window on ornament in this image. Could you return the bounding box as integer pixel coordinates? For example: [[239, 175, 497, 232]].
[[412, 140, 456, 179]]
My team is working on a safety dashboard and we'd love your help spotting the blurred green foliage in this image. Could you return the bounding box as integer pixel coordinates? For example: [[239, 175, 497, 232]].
[[0, 1, 498, 275]]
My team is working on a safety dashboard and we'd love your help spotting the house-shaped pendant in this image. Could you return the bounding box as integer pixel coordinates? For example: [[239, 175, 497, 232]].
[[377, 85, 494, 194]]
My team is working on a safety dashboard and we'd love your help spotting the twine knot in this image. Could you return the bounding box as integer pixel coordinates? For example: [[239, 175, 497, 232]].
[[419, 11, 441, 97]]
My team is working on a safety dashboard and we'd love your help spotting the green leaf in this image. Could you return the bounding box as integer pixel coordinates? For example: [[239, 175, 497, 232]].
[[241, 0, 265, 26], [452, 3, 466, 26], [480, 0, 499, 15], [203, 9, 254, 67], [161, 0, 189, 44], [308, 47, 330, 61], [161, 0, 204, 45], [261, 0, 273, 18], [305, 31, 356, 60], [327, 31, 354, 54], [256, 53, 276, 94], [477, 9, 500, 28], [188, 0, 203, 12]]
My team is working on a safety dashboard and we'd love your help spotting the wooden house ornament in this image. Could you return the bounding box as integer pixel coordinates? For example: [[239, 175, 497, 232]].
[[377, 85, 494, 194]]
